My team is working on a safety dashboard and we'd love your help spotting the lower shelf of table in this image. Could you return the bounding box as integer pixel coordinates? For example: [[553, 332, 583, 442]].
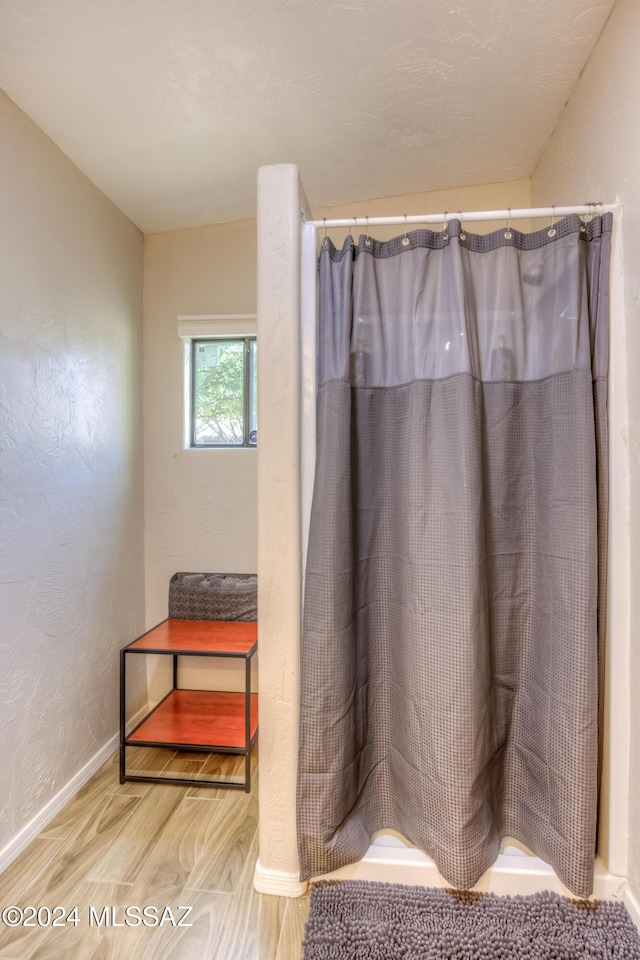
[[126, 689, 258, 751]]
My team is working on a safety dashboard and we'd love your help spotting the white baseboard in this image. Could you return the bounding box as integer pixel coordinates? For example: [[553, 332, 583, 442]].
[[624, 887, 640, 929], [253, 858, 308, 898], [0, 703, 149, 877]]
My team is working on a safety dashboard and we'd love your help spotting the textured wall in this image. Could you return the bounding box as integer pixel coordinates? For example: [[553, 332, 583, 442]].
[[0, 91, 145, 853], [532, 0, 639, 892], [142, 220, 258, 631], [314, 178, 532, 239]]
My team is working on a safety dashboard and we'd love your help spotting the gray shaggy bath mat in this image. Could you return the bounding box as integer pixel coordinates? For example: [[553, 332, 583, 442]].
[[302, 880, 640, 959]]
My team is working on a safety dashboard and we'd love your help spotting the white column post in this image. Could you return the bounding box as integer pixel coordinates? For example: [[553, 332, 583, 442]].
[[254, 164, 309, 896]]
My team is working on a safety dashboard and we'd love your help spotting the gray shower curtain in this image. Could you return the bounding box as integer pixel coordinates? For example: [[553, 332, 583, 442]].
[[297, 214, 611, 898]]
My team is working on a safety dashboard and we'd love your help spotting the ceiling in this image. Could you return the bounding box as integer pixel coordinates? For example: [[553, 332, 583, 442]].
[[0, 0, 615, 233]]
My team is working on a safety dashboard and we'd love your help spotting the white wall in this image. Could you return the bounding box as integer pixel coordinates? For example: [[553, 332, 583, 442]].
[[531, 0, 639, 896], [143, 221, 257, 630], [143, 221, 258, 696], [0, 91, 145, 856], [314, 178, 532, 237]]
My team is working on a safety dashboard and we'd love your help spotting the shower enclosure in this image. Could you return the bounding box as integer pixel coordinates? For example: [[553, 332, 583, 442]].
[[253, 164, 629, 902]]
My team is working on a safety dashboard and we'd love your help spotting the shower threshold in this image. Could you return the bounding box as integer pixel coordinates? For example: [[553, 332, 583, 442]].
[[314, 834, 625, 901]]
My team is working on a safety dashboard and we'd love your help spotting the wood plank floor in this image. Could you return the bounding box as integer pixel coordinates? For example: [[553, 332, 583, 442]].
[[0, 748, 309, 960]]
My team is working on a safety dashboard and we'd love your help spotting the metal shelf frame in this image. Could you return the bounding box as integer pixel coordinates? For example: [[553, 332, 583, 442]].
[[119, 619, 258, 792]]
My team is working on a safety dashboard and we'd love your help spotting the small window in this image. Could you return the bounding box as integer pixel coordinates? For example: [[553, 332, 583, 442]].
[[191, 337, 257, 447]]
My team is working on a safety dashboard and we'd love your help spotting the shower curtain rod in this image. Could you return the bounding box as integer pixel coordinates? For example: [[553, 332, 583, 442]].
[[306, 204, 618, 229]]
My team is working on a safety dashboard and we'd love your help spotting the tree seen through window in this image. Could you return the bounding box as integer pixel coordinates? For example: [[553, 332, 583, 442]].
[[192, 337, 257, 446]]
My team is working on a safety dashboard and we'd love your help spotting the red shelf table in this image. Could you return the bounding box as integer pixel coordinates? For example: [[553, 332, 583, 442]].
[[120, 619, 258, 792]]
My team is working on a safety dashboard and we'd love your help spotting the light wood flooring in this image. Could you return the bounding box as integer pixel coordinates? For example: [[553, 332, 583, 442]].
[[0, 747, 309, 960]]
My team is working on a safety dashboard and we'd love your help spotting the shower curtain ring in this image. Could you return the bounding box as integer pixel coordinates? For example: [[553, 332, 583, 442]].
[[504, 208, 513, 240], [580, 202, 595, 231], [322, 218, 327, 245], [459, 211, 466, 242], [548, 206, 557, 238], [365, 216, 371, 246], [580, 203, 589, 231], [443, 211, 449, 240], [402, 215, 410, 246]]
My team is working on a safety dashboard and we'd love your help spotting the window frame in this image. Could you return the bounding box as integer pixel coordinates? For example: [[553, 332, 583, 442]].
[[189, 335, 257, 449], [177, 313, 258, 451]]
